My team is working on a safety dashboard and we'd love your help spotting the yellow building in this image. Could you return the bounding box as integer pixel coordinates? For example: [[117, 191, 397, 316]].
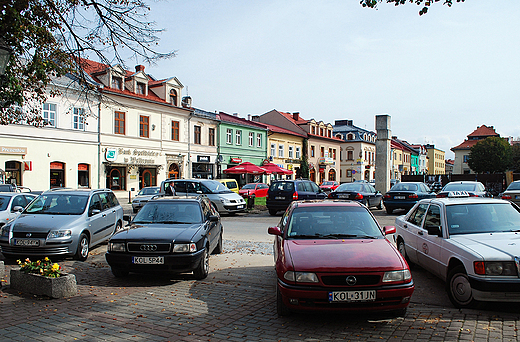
[[425, 144, 445, 175]]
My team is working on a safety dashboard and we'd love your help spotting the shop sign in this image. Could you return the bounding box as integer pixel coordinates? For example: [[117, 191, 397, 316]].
[[50, 162, 64, 170], [0, 146, 27, 155], [197, 155, 210, 163], [284, 159, 301, 164], [317, 157, 334, 165], [231, 158, 242, 163], [105, 148, 118, 162], [78, 164, 88, 171], [24, 161, 32, 171]]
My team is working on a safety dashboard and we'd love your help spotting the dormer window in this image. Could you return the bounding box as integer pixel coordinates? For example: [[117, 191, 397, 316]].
[[347, 133, 354, 140], [170, 89, 178, 106], [112, 76, 123, 90], [137, 82, 146, 95]]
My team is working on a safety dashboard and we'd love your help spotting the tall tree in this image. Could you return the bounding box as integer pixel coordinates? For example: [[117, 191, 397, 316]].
[[511, 144, 520, 173], [360, 0, 466, 16], [467, 137, 512, 174], [0, 0, 175, 126]]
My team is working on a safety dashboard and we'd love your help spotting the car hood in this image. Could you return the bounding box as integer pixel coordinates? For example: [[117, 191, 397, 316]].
[[111, 223, 204, 242], [285, 239, 404, 272], [450, 233, 520, 259], [11, 214, 82, 231], [209, 192, 245, 201], [133, 195, 155, 201]]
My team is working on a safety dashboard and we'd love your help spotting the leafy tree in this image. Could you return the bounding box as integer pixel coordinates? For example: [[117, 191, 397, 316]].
[[299, 138, 309, 179], [467, 137, 512, 174], [360, 0, 466, 16], [511, 144, 520, 173], [0, 0, 174, 126]]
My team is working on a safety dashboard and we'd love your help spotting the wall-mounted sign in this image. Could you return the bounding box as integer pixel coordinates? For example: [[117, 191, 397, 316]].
[[231, 158, 242, 164], [317, 157, 334, 165], [0, 146, 27, 155], [105, 148, 118, 162], [24, 161, 32, 171], [197, 155, 210, 163]]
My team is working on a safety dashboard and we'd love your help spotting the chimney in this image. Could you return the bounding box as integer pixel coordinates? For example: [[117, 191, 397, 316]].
[[247, 114, 251, 121], [292, 112, 300, 121], [233, 113, 239, 117], [135, 65, 145, 72]]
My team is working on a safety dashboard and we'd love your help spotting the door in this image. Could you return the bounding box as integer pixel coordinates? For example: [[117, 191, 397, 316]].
[[416, 204, 444, 277], [87, 194, 105, 245], [97, 192, 117, 240], [401, 203, 429, 264]]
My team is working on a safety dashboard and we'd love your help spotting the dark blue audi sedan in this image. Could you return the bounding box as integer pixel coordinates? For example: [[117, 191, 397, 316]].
[[383, 182, 436, 214]]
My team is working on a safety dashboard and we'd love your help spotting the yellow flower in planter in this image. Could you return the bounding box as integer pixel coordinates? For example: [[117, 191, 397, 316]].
[[19, 257, 62, 278], [52, 263, 60, 271]]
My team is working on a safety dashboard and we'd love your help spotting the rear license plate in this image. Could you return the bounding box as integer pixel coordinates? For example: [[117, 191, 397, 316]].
[[338, 195, 349, 199], [15, 239, 40, 246], [394, 196, 406, 200], [132, 256, 164, 264], [516, 195, 520, 199], [329, 290, 376, 302], [275, 196, 285, 200]]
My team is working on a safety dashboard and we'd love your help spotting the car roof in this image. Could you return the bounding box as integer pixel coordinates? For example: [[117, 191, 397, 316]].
[[421, 197, 509, 206], [292, 199, 364, 208], [149, 195, 206, 203], [0, 192, 25, 197], [41, 188, 112, 196]]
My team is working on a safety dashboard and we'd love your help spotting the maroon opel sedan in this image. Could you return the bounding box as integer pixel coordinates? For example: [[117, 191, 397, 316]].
[[268, 200, 414, 316]]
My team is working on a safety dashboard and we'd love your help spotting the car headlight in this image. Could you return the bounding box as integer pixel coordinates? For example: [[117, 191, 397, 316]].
[[283, 271, 319, 283], [382, 269, 412, 282], [0, 224, 12, 238], [173, 243, 197, 253], [108, 242, 126, 252], [47, 230, 72, 239], [474, 261, 517, 276]]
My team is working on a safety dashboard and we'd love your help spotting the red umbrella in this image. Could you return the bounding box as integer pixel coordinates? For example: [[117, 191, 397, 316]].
[[261, 162, 293, 175], [223, 162, 271, 175]]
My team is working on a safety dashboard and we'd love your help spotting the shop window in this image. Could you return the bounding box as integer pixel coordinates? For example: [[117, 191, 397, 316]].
[[78, 164, 89, 188], [328, 169, 336, 181], [50, 162, 65, 188], [107, 167, 126, 190], [5, 161, 21, 186]]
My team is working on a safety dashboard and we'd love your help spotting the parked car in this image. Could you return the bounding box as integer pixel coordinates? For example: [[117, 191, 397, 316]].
[[160, 179, 246, 214], [0, 184, 33, 193], [436, 181, 490, 198], [239, 183, 269, 198], [266, 179, 327, 216], [268, 200, 414, 316], [0, 188, 124, 261], [383, 182, 436, 214], [499, 180, 520, 206], [0, 193, 37, 227], [106, 195, 222, 279], [131, 186, 161, 213], [328, 182, 383, 209], [319, 181, 339, 192], [394, 194, 520, 308], [216, 179, 239, 194]]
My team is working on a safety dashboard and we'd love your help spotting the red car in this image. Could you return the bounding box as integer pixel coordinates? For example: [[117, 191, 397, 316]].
[[268, 200, 414, 316], [319, 181, 339, 192], [238, 183, 269, 198]]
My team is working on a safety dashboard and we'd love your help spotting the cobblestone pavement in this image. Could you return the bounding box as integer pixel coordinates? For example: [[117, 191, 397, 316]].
[[1, 208, 520, 341]]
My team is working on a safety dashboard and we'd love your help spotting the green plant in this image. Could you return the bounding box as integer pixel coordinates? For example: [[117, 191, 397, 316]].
[[17, 257, 62, 278]]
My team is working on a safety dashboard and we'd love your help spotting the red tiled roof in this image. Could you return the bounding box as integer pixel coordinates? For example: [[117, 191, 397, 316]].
[[218, 112, 267, 129], [307, 132, 344, 143], [258, 122, 307, 138], [467, 125, 499, 138], [451, 139, 479, 151], [280, 111, 308, 125]]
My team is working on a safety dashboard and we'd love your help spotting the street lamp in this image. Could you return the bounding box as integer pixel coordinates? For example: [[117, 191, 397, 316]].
[[0, 43, 12, 75]]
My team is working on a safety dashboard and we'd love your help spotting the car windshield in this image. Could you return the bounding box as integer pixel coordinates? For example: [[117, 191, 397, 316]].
[[201, 180, 232, 193], [241, 184, 256, 190], [507, 182, 520, 191], [0, 196, 10, 211], [443, 183, 477, 192], [391, 183, 418, 191], [139, 187, 160, 196], [322, 181, 334, 186], [447, 203, 520, 235], [335, 183, 364, 192], [133, 202, 202, 224], [286, 206, 383, 239], [25, 194, 88, 215]]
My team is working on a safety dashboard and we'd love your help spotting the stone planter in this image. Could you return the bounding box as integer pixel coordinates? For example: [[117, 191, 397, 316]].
[[10, 269, 77, 298]]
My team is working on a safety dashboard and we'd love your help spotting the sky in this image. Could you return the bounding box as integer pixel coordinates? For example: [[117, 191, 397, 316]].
[[123, 0, 520, 159]]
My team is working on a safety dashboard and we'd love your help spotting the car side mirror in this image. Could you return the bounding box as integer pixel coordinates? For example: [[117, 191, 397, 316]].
[[383, 226, 396, 235], [123, 214, 132, 222], [89, 208, 101, 216], [268, 226, 282, 236], [209, 215, 219, 222], [12, 206, 24, 213], [426, 225, 442, 237]]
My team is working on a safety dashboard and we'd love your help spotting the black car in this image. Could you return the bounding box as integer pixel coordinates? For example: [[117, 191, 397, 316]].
[[266, 179, 327, 216], [105, 195, 222, 279], [328, 182, 383, 209], [383, 182, 436, 214], [436, 181, 491, 198]]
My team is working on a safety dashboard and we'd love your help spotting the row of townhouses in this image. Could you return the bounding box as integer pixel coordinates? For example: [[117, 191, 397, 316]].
[[0, 58, 478, 197]]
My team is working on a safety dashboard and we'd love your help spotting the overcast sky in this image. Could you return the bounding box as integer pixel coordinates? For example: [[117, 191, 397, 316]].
[[128, 0, 520, 159]]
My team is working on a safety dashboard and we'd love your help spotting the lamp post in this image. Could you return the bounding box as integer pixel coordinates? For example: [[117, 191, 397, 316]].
[[0, 43, 12, 75]]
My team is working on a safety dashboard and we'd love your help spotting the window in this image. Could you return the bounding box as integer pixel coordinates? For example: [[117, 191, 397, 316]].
[[332, 149, 336, 159], [235, 130, 242, 145], [311, 145, 315, 157], [172, 121, 179, 141], [311, 126, 316, 134], [463, 155, 469, 163], [347, 133, 354, 141], [288, 146, 294, 158], [209, 128, 215, 146], [257, 133, 262, 148], [271, 143, 276, 156], [112, 76, 123, 90], [320, 128, 324, 136], [137, 82, 146, 95], [114, 111, 125, 135], [321, 147, 325, 158], [347, 150, 353, 160], [278, 145, 284, 158], [140, 115, 149, 138], [170, 89, 178, 106], [295, 147, 301, 159], [194, 125, 201, 145], [43, 103, 56, 127], [249, 132, 254, 146], [328, 130, 331, 138], [329, 148, 332, 158], [73, 107, 85, 130], [226, 129, 232, 144]]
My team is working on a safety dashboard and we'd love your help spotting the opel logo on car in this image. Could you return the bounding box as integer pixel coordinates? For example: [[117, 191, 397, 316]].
[[140, 245, 157, 251], [346, 276, 357, 286]]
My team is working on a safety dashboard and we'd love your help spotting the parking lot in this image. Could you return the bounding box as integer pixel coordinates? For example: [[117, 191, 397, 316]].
[[0, 206, 519, 341]]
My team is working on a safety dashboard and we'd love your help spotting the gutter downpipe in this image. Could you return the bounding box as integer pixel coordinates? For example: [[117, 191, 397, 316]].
[[187, 110, 194, 178], [97, 101, 101, 188]]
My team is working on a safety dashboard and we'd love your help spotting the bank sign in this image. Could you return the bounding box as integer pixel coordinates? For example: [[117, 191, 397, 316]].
[[105, 148, 118, 162]]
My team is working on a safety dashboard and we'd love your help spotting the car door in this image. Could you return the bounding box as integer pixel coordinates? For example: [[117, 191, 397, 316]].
[[201, 199, 219, 251], [416, 204, 444, 278], [87, 194, 107, 245], [9, 194, 29, 221], [365, 184, 380, 207], [98, 192, 117, 239], [400, 203, 429, 264]]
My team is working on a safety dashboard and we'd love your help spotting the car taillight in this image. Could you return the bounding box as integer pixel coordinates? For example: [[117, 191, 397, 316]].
[[468, 193, 478, 197], [328, 192, 334, 199], [354, 193, 363, 200], [266, 193, 269, 199], [502, 195, 512, 200], [293, 192, 298, 200], [436, 193, 447, 198], [384, 194, 391, 199], [408, 194, 418, 199]]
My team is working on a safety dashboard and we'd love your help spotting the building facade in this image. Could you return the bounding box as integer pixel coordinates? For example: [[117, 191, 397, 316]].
[[425, 144, 446, 175], [451, 125, 500, 174]]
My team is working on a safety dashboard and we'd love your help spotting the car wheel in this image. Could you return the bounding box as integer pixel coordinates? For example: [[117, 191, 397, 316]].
[[447, 265, 478, 308], [269, 209, 277, 216], [111, 268, 129, 278], [397, 238, 413, 267], [193, 247, 209, 280], [386, 207, 393, 214], [74, 233, 90, 261], [213, 232, 223, 254], [276, 285, 291, 317], [115, 221, 122, 232]]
